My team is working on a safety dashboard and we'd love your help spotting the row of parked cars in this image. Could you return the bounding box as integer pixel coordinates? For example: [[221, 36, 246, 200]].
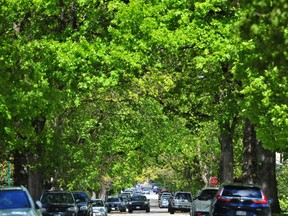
[[159, 183, 272, 216], [105, 189, 151, 213], [0, 183, 272, 216], [0, 186, 107, 216]]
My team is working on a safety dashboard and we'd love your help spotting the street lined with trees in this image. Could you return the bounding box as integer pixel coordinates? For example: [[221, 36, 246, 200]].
[[0, 0, 287, 214]]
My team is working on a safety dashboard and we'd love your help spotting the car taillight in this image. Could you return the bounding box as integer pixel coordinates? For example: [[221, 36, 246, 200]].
[[216, 195, 232, 202], [252, 191, 268, 204]]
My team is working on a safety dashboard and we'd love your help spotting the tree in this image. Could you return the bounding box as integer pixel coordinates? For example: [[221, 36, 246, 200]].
[[233, 0, 288, 212]]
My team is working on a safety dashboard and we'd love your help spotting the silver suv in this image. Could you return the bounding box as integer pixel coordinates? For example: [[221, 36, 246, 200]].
[[169, 191, 193, 214]]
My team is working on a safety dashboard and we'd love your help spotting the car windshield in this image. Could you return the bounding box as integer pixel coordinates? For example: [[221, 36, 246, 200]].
[[41, 193, 74, 204], [107, 197, 119, 202], [0, 190, 31, 209], [131, 196, 147, 201], [222, 187, 262, 198], [92, 200, 104, 207]]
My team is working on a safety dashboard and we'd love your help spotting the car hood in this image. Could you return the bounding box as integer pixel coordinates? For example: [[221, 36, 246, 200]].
[[0, 208, 40, 216]]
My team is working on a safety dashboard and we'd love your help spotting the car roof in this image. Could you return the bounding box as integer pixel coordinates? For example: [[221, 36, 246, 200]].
[[0, 186, 26, 191], [201, 187, 219, 190], [221, 183, 262, 189], [42, 190, 73, 194]]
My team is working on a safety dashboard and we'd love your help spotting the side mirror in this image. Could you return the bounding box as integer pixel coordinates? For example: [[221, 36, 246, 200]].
[[35, 200, 42, 209]]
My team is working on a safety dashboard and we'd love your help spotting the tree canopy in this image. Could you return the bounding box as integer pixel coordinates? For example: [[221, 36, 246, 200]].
[[0, 0, 287, 212]]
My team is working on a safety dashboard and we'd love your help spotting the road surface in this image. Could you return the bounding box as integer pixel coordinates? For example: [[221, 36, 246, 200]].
[[108, 193, 190, 216]]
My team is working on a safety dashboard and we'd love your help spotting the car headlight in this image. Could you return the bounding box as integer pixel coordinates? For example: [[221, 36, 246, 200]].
[[80, 205, 88, 210], [67, 206, 78, 212], [145, 201, 148, 204]]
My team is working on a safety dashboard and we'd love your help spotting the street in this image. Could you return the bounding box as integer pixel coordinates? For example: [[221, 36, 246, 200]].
[[108, 193, 190, 216]]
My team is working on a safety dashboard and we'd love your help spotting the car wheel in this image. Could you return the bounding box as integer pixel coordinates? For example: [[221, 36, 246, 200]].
[[128, 209, 133, 213], [146, 208, 150, 212]]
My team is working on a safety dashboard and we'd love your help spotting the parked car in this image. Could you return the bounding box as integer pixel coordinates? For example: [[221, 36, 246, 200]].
[[119, 192, 131, 201], [127, 195, 150, 213], [190, 187, 218, 216], [0, 186, 42, 216], [105, 196, 126, 212], [72, 191, 93, 216], [159, 196, 170, 208], [210, 183, 271, 216], [169, 191, 193, 214], [134, 189, 142, 195], [142, 187, 151, 195], [40, 191, 78, 216], [91, 199, 107, 216], [158, 192, 171, 203]]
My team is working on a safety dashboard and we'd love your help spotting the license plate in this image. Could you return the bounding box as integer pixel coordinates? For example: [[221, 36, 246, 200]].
[[136, 206, 140, 209], [236, 211, 246, 216], [111, 207, 115, 210]]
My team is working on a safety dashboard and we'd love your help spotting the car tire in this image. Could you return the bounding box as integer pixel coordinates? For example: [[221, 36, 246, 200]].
[[128, 209, 133, 213], [146, 208, 150, 212]]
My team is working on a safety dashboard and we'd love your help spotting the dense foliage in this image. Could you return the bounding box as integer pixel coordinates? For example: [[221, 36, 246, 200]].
[[0, 0, 287, 212]]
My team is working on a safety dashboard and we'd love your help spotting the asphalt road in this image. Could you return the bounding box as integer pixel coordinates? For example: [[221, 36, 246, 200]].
[[109, 193, 190, 216]]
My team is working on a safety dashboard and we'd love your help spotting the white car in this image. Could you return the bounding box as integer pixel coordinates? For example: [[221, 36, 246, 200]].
[[91, 199, 108, 216], [190, 187, 218, 216]]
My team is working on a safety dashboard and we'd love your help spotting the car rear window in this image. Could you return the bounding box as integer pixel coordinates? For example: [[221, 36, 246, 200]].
[[92, 200, 104, 207], [174, 193, 192, 201], [222, 186, 262, 198], [41, 193, 74, 204], [107, 197, 119, 202], [200, 189, 218, 198]]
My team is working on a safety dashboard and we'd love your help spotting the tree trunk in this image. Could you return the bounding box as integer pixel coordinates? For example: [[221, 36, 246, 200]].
[[241, 120, 281, 213], [13, 150, 28, 187], [242, 119, 257, 184], [256, 142, 281, 213], [219, 123, 234, 183], [28, 168, 44, 200]]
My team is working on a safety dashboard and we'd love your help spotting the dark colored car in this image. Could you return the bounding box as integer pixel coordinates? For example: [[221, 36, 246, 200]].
[[72, 192, 93, 216], [40, 191, 78, 216], [126, 195, 150, 213], [210, 183, 271, 216], [105, 196, 126, 212], [0, 186, 42, 216]]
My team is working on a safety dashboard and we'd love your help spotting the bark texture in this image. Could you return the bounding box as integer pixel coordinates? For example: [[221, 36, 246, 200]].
[[219, 122, 234, 183]]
